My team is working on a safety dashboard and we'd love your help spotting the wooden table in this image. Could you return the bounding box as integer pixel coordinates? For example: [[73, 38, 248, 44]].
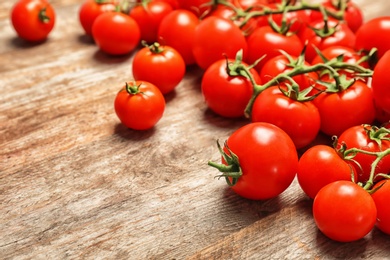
[[1, 1, 390, 259]]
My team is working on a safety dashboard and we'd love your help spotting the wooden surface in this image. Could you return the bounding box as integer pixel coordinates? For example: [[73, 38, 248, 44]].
[[1, 0, 390, 259]]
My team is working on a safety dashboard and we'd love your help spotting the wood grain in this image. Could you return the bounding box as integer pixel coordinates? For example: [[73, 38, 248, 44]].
[[1, 1, 390, 259]]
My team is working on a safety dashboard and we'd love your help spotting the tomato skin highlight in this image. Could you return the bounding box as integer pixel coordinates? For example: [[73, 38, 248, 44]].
[[224, 122, 298, 200], [114, 81, 165, 130], [371, 180, 390, 235], [132, 44, 186, 94], [297, 145, 357, 199], [11, 0, 56, 42], [313, 180, 377, 242], [92, 12, 141, 55]]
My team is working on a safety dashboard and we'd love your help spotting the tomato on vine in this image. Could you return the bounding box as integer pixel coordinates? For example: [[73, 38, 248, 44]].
[[371, 180, 390, 235], [11, 0, 56, 42], [114, 81, 165, 130], [209, 122, 298, 200], [132, 42, 186, 95], [372, 50, 390, 114]]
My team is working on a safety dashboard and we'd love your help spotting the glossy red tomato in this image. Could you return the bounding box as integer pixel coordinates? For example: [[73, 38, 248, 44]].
[[192, 16, 248, 70], [211, 122, 298, 200], [201, 58, 261, 118], [337, 125, 390, 184], [372, 180, 390, 235], [132, 43, 186, 94], [259, 54, 318, 90], [79, 0, 117, 36], [297, 145, 357, 199], [129, 1, 173, 43], [355, 16, 390, 60], [177, 0, 212, 17], [114, 81, 165, 130], [246, 25, 303, 72], [371, 50, 390, 114], [157, 9, 199, 65], [92, 11, 140, 55], [11, 0, 56, 42], [312, 80, 376, 137], [299, 19, 356, 62], [313, 180, 377, 242], [251, 86, 321, 149], [154, 0, 179, 9]]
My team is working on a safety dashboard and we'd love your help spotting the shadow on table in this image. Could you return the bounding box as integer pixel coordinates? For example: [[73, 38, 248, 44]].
[[113, 123, 156, 141]]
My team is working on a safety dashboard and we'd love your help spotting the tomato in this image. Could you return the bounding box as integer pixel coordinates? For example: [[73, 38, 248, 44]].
[[210, 122, 298, 200], [259, 54, 318, 90], [79, 0, 117, 36], [177, 0, 212, 17], [313, 180, 377, 242], [297, 145, 357, 199], [157, 9, 199, 65], [372, 180, 390, 235], [11, 0, 56, 42], [92, 11, 140, 55], [371, 50, 390, 114], [355, 16, 390, 60], [337, 125, 390, 184], [201, 58, 261, 118], [246, 25, 303, 72], [132, 42, 186, 94], [192, 16, 248, 70], [251, 86, 320, 149], [114, 81, 165, 130], [299, 19, 356, 62], [154, 0, 179, 9], [129, 0, 173, 43], [312, 80, 376, 137], [375, 101, 390, 124]]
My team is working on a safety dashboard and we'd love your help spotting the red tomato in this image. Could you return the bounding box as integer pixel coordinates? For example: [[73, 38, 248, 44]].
[[251, 86, 321, 149], [246, 25, 303, 72], [129, 1, 173, 43], [299, 19, 356, 62], [372, 50, 390, 114], [259, 54, 318, 90], [201, 58, 261, 118], [11, 0, 56, 42], [297, 145, 357, 199], [157, 9, 199, 65], [78, 0, 117, 36], [211, 122, 298, 200], [132, 43, 186, 94], [313, 180, 377, 242], [192, 16, 248, 70], [114, 81, 165, 130], [372, 180, 390, 235], [337, 125, 390, 184], [92, 11, 140, 55], [355, 16, 390, 60], [177, 0, 212, 17], [312, 80, 376, 136], [154, 0, 179, 9]]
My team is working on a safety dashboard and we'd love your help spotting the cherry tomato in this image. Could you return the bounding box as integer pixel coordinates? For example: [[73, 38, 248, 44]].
[[92, 11, 140, 55], [154, 0, 179, 9], [157, 9, 199, 65], [297, 145, 357, 199], [299, 19, 356, 62], [246, 25, 303, 72], [201, 58, 261, 118], [212, 122, 298, 200], [11, 0, 56, 42], [372, 50, 390, 114], [313, 180, 377, 242], [372, 180, 390, 235], [312, 80, 376, 136], [114, 81, 165, 130], [192, 16, 248, 70], [132, 42, 186, 94], [251, 86, 321, 149], [337, 125, 390, 184], [129, 0, 173, 43], [355, 16, 390, 60], [79, 0, 117, 36], [177, 0, 212, 17]]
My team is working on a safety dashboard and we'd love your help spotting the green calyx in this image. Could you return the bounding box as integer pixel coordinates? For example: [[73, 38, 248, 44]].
[[142, 41, 165, 54], [38, 7, 50, 23], [125, 82, 142, 95], [208, 141, 242, 187]]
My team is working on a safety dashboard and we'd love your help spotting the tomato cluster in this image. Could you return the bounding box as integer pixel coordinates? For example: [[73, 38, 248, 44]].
[[10, 0, 390, 243]]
